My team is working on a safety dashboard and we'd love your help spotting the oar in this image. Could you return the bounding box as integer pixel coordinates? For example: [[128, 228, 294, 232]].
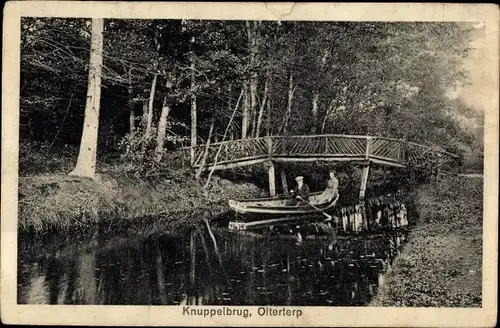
[[296, 195, 332, 220]]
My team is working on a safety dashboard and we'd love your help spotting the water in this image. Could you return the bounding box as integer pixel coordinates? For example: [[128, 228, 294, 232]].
[[18, 219, 407, 306]]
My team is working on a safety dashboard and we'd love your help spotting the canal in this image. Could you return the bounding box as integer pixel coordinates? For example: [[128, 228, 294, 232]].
[[17, 198, 410, 306]]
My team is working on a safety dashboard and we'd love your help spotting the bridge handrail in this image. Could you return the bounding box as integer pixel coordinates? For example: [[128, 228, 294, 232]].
[[179, 136, 270, 151], [405, 141, 460, 159], [270, 134, 372, 140], [180, 135, 456, 155], [178, 134, 460, 169]]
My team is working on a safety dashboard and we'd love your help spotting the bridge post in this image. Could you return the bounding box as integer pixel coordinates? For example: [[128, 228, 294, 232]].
[[359, 164, 370, 201], [266, 135, 273, 156], [267, 161, 276, 197], [280, 169, 289, 194], [359, 202, 369, 232], [365, 136, 372, 159], [359, 137, 372, 201]]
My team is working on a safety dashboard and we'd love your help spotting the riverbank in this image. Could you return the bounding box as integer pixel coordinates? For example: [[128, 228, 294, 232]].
[[18, 170, 262, 234], [370, 175, 483, 307]]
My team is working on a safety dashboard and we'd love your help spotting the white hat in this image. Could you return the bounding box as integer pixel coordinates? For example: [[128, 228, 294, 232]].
[[295, 176, 304, 182]]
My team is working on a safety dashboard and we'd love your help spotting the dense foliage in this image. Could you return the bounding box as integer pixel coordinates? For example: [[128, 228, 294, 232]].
[[20, 18, 483, 174]]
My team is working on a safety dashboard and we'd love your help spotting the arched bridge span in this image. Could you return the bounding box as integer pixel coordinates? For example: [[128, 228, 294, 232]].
[[183, 134, 459, 173]]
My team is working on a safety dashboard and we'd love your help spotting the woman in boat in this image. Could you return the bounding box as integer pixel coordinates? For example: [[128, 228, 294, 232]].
[[317, 171, 339, 203]]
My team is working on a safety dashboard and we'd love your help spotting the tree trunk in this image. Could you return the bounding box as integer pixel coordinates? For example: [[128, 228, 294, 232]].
[[69, 18, 104, 178], [282, 73, 296, 135], [205, 89, 244, 188], [145, 72, 158, 141], [195, 118, 214, 179], [255, 77, 268, 138], [321, 98, 336, 134], [141, 100, 148, 127], [190, 61, 197, 165], [241, 82, 249, 139], [127, 66, 135, 133], [311, 48, 329, 133], [129, 107, 136, 134], [144, 29, 161, 150], [311, 91, 319, 133], [266, 97, 271, 136], [155, 96, 170, 162], [246, 20, 259, 138]]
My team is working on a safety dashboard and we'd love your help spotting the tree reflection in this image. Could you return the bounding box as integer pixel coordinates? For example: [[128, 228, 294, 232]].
[[18, 219, 405, 306]]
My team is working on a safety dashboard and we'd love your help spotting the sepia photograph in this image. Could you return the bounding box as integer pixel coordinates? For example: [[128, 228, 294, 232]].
[[2, 2, 498, 327]]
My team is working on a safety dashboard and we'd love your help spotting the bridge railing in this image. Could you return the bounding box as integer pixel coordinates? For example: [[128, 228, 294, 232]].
[[370, 137, 406, 164], [191, 137, 269, 167], [405, 141, 460, 172], [271, 134, 369, 158], [182, 134, 460, 172]]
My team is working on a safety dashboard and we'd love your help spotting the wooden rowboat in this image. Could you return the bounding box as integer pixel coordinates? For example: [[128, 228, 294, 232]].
[[228, 191, 340, 222]]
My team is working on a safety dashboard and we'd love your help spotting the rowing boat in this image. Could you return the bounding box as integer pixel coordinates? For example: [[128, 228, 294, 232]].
[[228, 191, 340, 222]]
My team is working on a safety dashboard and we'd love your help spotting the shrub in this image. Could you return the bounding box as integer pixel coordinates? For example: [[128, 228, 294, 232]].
[[19, 141, 78, 176], [118, 126, 190, 177]]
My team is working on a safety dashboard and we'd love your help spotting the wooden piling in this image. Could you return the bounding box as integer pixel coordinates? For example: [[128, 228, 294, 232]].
[[359, 164, 370, 201], [360, 202, 369, 232], [359, 137, 372, 201], [267, 161, 276, 197], [280, 169, 288, 194]]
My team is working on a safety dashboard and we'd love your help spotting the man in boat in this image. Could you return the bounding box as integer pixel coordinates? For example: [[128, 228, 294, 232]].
[[289, 176, 310, 205]]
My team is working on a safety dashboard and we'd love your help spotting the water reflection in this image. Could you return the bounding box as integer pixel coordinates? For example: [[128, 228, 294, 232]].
[[18, 224, 405, 306]]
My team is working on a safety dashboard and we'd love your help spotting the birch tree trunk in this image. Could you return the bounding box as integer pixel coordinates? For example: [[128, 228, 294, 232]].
[[266, 97, 271, 136], [255, 77, 268, 138], [246, 20, 259, 138], [155, 96, 170, 162], [127, 66, 135, 133], [69, 18, 104, 178], [241, 82, 249, 139], [282, 73, 296, 135], [141, 100, 148, 127], [144, 72, 157, 141], [311, 48, 329, 133], [143, 30, 161, 152], [311, 91, 319, 133], [321, 98, 336, 133], [190, 61, 197, 165]]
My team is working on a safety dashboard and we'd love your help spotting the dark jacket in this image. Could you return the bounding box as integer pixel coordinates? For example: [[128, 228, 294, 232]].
[[297, 183, 310, 201]]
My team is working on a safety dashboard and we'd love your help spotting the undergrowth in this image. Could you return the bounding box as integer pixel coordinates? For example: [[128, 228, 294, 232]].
[[370, 175, 483, 307], [18, 170, 262, 234]]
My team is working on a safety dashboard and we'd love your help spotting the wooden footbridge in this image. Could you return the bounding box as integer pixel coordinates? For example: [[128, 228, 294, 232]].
[[182, 134, 459, 199]]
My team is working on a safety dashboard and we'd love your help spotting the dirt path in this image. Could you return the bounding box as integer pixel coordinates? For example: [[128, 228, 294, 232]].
[[458, 173, 483, 178]]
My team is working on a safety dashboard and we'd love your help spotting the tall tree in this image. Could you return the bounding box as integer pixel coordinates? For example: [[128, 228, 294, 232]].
[[190, 54, 197, 164], [69, 18, 104, 178], [155, 95, 171, 161], [255, 74, 269, 138], [142, 28, 161, 151], [247, 21, 260, 138]]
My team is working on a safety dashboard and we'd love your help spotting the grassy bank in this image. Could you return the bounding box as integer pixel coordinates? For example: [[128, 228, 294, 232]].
[[18, 170, 262, 234], [370, 175, 483, 307]]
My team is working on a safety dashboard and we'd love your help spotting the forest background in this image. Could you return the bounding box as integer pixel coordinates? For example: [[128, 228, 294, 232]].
[[20, 18, 484, 178]]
